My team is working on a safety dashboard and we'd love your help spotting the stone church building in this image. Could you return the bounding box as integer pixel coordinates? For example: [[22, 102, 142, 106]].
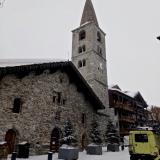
[[0, 0, 113, 155]]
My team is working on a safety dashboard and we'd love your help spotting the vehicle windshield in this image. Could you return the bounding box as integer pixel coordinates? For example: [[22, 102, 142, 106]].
[[135, 134, 148, 142]]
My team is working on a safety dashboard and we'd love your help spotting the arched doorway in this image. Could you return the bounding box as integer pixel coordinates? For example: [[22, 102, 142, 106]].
[[5, 129, 17, 154], [50, 128, 61, 152], [81, 133, 87, 150]]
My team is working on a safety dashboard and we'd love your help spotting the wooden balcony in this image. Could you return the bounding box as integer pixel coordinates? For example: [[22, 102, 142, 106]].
[[111, 101, 135, 112], [119, 116, 136, 123]]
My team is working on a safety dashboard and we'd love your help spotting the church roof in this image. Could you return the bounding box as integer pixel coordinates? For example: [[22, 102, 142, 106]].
[[0, 61, 105, 110], [80, 0, 99, 26]]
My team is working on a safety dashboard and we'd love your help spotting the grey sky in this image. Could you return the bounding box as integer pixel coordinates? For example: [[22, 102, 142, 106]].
[[0, 0, 160, 106]]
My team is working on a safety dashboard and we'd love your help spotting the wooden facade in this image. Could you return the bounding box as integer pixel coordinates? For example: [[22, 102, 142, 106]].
[[109, 85, 148, 137]]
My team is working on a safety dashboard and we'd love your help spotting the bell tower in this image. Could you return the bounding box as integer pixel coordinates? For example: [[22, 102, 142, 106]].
[[72, 0, 109, 108]]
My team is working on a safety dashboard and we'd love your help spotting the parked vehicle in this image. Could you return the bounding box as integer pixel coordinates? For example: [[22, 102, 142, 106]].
[[129, 127, 160, 160]]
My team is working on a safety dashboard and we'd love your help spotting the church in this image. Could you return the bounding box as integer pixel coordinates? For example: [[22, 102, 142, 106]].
[[0, 0, 113, 155]]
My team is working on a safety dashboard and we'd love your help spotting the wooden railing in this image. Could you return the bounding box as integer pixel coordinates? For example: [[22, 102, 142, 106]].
[[111, 101, 135, 112], [119, 116, 136, 123]]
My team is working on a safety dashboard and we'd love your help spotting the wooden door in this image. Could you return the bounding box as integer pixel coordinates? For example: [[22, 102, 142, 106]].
[[5, 130, 16, 154], [50, 128, 60, 152]]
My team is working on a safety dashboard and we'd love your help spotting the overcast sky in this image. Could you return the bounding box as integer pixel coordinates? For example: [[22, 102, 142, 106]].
[[0, 0, 160, 106]]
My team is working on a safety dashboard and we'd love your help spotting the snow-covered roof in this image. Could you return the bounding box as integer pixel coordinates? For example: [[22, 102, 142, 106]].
[[0, 59, 68, 67], [109, 85, 148, 106], [124, 91, 138, 98], [108, 84, 121, 90]]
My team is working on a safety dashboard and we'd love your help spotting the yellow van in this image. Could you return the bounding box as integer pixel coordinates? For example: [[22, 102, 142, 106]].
[[129, 128, 160, 160]]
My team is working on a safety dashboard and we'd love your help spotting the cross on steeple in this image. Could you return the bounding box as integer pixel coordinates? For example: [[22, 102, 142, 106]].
[[80, 0, 99, 26]]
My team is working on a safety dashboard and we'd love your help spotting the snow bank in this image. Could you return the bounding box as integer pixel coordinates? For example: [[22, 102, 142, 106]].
[[7, 148, 130, 160]]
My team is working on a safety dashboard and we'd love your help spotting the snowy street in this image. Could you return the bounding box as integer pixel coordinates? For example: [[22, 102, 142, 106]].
[[7, 148, 130, 160]]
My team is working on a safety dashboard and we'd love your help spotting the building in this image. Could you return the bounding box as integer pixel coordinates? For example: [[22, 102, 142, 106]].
[[109, 85, 148, 137], [0, 0, 111, 155], [72, 0, 109, 109]]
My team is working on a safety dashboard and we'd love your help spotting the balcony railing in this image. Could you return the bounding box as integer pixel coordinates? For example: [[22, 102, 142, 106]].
[[119, 116, 136, 123], [111, 101, 135, 112]]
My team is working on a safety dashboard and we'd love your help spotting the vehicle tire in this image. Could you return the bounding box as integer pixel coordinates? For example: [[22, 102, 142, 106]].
[[130, 155, 136, 160]]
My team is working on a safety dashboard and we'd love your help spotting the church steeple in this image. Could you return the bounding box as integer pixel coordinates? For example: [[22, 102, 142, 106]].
[[80, 0, 99, 26], [72, 0, 109, 109]]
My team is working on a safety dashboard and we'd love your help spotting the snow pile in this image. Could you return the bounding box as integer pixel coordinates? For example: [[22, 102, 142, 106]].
[[7, 148, 130, 160]]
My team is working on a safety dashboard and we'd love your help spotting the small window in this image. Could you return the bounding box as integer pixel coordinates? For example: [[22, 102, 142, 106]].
[[135, 134, 148, 142], [82, 59, 86, 66], [62, 99, 66, 105], [82, 45, 86, 52], [97, 46, 102, 55], [97, 32, 101, 42], [13, 98, 21, 113], [78, 61, 82, 68], [78, 47, 82, 53], [57, 92, 61, 104], [79, 30, 86, 40], [82, 113, 86, 124], [53, 96, 56, 103]]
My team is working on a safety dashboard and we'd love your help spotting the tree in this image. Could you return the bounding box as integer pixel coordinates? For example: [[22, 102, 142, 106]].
[[105, 120, 120, 145], [62, 120, 77, 146], [150, 106, 160, 123], [90, 121, 102, 145]]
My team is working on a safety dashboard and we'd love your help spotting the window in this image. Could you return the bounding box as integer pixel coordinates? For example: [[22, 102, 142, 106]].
[[57, 92, 61, 105], [79, 30, 86, 40], [97, 46, 102, 55], [53, 96, 56, 103], [82, 45, 86, 52], [82, 113, 86, 124], [53, 91, 66, 106], [78, 61, 82, 68], [13, 98, 21, 113], [82, 59, 86, 66], [135, 134, 148, 142], [78, 45, 86, 53], [97, 32, 101, 42], [78, 47, 82, 53], [78, 59, 86, 68]]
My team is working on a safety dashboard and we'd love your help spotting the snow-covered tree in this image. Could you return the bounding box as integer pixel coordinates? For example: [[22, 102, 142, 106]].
[[62, 120, 77, 146], [105, 120, 120, 145], [90, 121, 102, 145]]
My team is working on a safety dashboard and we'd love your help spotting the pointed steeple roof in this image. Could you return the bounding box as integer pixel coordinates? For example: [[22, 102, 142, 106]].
[[80, 0, 99, 26]]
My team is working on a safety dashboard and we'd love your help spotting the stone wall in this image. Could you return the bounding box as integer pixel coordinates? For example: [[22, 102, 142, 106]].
[[0, 70, 108, 155]]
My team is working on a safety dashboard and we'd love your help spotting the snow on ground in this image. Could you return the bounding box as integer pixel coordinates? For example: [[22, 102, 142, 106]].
[[7, 148, 130, 160]]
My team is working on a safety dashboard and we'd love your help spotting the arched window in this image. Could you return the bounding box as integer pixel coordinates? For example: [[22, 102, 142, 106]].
[[97, 32, 101, 42], [78, 47, 82, 53], [79, 30, 86, 40], [78, 45, 86, 53], [78, 61, 82, 68], [82, 59, 86, 66], [82, 45, 86, 52]]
